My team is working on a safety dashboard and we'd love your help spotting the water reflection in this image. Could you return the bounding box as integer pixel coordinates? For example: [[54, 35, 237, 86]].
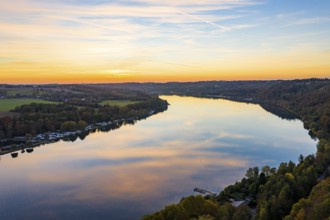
[[0, 96, 316, 220]]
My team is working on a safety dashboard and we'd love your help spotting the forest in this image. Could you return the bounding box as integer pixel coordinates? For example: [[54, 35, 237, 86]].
[[0, 85, 168, 140]]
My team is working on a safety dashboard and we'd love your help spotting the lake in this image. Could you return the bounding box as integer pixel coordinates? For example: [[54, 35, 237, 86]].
[[0, 96, 316, 220]]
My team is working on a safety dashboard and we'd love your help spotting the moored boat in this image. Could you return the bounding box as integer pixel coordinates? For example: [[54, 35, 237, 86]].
[[11, 152, 18, 158], [26, 148, 34, 153]]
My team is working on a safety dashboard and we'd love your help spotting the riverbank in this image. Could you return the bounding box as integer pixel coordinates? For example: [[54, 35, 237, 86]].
[[0, 109, 163, 157]]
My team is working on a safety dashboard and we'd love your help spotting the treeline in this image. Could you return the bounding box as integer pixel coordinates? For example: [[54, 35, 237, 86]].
[[142, 195, 252, 220], [0, 84, 153, 105], [255, 80, 330, 141], [40, 85, 150, 105], [218, 139, 330, 219], [285, 176, 330, 219], [259, 104, 298, 120], [0, 97, 168, 139]]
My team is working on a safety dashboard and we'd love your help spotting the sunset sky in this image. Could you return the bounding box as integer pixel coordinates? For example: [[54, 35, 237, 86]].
[[1, 0, 330, 83]]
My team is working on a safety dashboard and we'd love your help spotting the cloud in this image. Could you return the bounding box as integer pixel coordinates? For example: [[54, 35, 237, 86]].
[[1, 0, 329, 82], [217, 132, 253, 139], [276, 11, 305, 19], [0, 0, 259, 31], [132, 0, 260, 7], [0, 0, 260, 63], [284, 17, 330, 27], [103, 69, 132, 78], [0, 58, 14, 63], [0, 0, 261, 62]]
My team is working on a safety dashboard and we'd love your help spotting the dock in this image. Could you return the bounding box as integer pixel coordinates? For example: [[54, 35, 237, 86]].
[[194, 187, 217, 196]]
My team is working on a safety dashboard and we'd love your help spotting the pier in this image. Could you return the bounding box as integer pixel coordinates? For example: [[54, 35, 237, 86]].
[[194, 187, 217, 196]]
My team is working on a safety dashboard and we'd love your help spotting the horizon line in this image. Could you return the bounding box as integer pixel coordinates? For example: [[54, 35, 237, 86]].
[[1, 77, 329, 86]]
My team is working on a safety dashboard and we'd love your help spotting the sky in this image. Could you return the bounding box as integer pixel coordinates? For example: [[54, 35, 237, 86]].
[[0, 0, 330, 83]]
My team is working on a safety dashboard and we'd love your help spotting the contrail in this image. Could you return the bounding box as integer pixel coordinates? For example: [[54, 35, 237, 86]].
[[175, 8, 249, 37], [176, 8, 231, 32], [48, 15, 136, 34]]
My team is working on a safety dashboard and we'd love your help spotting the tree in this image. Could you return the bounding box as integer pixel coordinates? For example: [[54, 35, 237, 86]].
[[233, 205, 252, 220], [262, 166, 271, 177], [298, 154, 304, 164], [217, 203, 235, 220], [245, 167, 259, 180], [160, 205, 188, 220], [76, 120, 87, 130], [60, 121, 77, 131]]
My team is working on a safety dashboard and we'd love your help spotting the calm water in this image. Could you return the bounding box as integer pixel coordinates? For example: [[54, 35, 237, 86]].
[[0, 96, 316, 220]]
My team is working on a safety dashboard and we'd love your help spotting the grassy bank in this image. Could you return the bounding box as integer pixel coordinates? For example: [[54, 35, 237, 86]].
[[100, 100, 142, 107], [0, 99, 57, 112]]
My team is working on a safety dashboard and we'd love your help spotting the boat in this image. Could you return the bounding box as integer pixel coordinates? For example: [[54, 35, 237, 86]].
[[11, 152, 18, 158], [26, 148, 34, 153]]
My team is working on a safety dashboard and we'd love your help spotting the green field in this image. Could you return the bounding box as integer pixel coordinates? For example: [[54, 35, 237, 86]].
[[100, 100, 142, 107], [7, 89, 34, 96], [5, 88, 48, 96], [0, 99, 57, 112]]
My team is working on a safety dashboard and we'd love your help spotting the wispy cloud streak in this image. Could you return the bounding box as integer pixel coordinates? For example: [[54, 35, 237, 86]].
[[0, 0, 329, 82], [284, 17, 330, 27]]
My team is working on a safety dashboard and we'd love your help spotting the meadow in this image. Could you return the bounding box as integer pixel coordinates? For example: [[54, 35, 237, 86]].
[[6, 89, 34, 96], [0, 99, 57, 112], [100, 100, 141, 107]]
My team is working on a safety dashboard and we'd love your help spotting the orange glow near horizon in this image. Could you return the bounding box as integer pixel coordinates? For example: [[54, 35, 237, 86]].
[[0, 0, 329, 83], [1, 63, 329, 84]]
